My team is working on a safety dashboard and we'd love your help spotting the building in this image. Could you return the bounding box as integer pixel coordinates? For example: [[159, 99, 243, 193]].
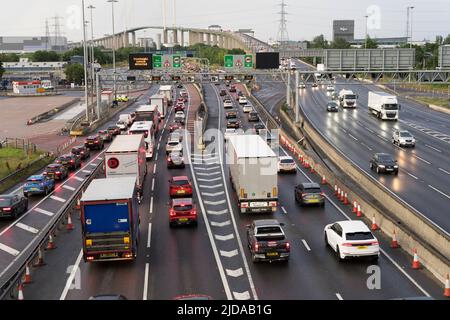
[[138, 37, 156, 50], [350, 37, 408, 48], [2, 58, 67, 72], [0, 36, 68, 53], [333, 20, 355, 42], [12, 81, 43, 95]]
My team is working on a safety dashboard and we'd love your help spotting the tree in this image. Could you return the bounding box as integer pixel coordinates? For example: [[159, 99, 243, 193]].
[[330, 38, 350, 49], [311, 35, 328, 48], [64, 63, 84, 85], [32, 50, 60, 62], [0, 61, 4, 79], [443, 34, 450, 45], [364, 36, 378, 49], [0, 53, 20, 62]]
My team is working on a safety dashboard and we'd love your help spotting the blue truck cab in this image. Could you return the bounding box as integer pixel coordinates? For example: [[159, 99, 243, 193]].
[[23, 175, 55, 197], [80, 177, 140, 262]]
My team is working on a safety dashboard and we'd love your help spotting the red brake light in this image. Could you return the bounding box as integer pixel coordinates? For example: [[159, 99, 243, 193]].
[[254, 242, 259, 252], [371, 241, 379, 246], [70, 160, 74, 163], [169, 209, 176, 217], [286, 242, 290, 251], [3, 207, 11, 212], [55, 171, 61, 175], [341, 243, 353, 247]]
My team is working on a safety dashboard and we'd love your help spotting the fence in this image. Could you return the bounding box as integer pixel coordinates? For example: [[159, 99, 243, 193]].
[[0, 138, 37, 154]]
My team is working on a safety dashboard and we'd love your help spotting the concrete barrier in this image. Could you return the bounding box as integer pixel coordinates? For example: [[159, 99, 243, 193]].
[[27, 98, 81, 125]]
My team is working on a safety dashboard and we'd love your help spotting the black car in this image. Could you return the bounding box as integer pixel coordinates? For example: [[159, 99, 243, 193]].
[[84, 134, 104, 150], [294, 183, 325, 206], [98, 130, 113, 142], [312, 82, 318, 88], [43, 163, 69, 181], [326, 101, 339, 112], [226, 118, 240, 129], [253, 123, 265, 134], [55, 154, 82, 170], [219, 89, 227, 96], [226, 109, 237, 119], [246, 219, 290, 263], [370, 153, 399, 175], [248, 111, 259, 122], [88, 295, 128, 300], [71, 145, 90, 160], [0, 194, 28, 219], [107, 125, 121, 136]]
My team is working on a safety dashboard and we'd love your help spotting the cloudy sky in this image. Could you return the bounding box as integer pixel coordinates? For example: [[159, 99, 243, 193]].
[[1, 0, 449, 43]]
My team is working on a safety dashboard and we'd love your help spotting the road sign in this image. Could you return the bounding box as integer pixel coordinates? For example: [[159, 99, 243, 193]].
[[153, 55, 162, 68], [173, 55, 181, 68], [244, 55, 253, 68], [224, 55, 234, 68], [224, 55, 253, 69]]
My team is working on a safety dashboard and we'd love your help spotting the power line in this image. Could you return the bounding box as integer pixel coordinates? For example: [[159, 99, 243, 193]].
[[277, 0, 289, 45]]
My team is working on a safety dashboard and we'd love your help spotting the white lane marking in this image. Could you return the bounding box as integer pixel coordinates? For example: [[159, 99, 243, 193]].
[[406, 172, 419, 180], [50, 195, 66, 203], [438, 168, 450, 175], [89, 163, 97, 167], [191, 154, 218, 159], [336, 293, 343, 300], [199, 184, 224, 189], [15, 223, 39, 234], [281, 145, 433, 297], [73, 176, 84, 182], [428, 185, 450, 199], [34, 208, 54, 217], [197, 177, 222, 182], [204, 200, 226, 206], [341, 128, 347, 133], [62, 185, 76, 191], [143, 263, 149, 300], [348, 133, 358, 141], [233, 291, 250, 300], [60, 249, 83, 300], [207, 209, 228, 215], [376, 134, 388, 142], [151, 178, 155, 191], [220, 249, 239, 258], [301, 239, 311, 252], [413, 155, 431, 165], [149, 196, 154, 214], [201, 191, 225, 197], [161, 128, 165, 135], [158, 135, 162, 143], [361, 142, 373, 151], [11, 185, 23, 195], [157, 143, 160, 150], [365, 127, 375, 134], [0, 243, 20, 256], [147, 223, 152, 248], [425, 145, 442, 153], [281, 206, 287, 214], [194, 166, 221, 171], [214, 233, 235, 241], [226, 268, 244, 278], [210, 220, 231, 227], [82, 170, 91, 174], [153, 164, 157, 175], [196, 171, 221, 176]]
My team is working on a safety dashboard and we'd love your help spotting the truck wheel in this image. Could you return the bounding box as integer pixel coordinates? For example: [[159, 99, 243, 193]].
[[336, 247, 344, 262], [252, 254, 259, 263]]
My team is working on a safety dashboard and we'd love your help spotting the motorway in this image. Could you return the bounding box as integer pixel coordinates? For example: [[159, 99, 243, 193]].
[[2, 81, 445, 300]]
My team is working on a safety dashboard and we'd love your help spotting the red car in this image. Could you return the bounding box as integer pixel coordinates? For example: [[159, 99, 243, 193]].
[[169, 198, 197, 227], [169, 176, 193, 197], [177, 97, 186, 104], [169, 122, 182, 133], [175, 102, 185, 112]]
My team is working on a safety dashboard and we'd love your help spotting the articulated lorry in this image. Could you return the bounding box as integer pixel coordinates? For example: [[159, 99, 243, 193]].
[[338, 89, 358, 108], [81, 177, 140, 262], [368, 91, 400, 120], [227, 135, 278, 213], [158, 85, 173, 108], [150, 94, 168, 119]]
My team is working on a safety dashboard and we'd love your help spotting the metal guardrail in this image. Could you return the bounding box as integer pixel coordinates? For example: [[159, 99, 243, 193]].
[[0, 158, 104, 300]]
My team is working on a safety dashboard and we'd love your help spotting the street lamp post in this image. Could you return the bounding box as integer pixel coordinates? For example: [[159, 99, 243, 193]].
[[410, 6, 414, 48], [364, 15, 368, 49], [107, 0, 118, 101], [407, 6, 415, 48], [81, 0, 89, 122], [88, 4, 96, 117]]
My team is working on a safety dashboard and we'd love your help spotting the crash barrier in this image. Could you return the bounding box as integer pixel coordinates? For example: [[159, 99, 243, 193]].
[[26, 98, 81, 126]]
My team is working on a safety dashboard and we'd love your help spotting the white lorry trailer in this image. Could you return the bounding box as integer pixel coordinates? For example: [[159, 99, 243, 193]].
[[227, 135, 278, 213], [104, 135, 147, 203], [150, 94, 167, 119], [338, 89, 358, 108], [368, 91, 400, 120], [158, 85, 173, 107]]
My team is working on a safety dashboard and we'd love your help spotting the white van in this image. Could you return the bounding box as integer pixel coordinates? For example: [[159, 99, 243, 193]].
[[128, 121, 155, 160], [119, 114, 133, 127]]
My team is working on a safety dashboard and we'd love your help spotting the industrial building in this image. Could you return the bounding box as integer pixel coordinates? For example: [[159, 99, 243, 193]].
[[0, 36, 68, 53]]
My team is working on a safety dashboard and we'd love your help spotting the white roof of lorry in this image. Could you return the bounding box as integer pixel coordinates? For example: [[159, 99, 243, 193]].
[[81, 177, 137, 202], [130, 121, 153, 131], [228, 134, 276, 158], [159, 85, 172, 91], [150, 94, 165, 99], [106, 135, 143, 153], [136, 105, 158, 112], [369, 91, 395, 97]]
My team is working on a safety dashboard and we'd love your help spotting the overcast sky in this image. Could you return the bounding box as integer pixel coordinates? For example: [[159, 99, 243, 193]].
[[1, 0, 449, 43]]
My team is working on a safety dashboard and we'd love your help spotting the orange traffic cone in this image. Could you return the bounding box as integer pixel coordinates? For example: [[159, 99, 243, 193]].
[[18, 283, 24, 300], [352, 201, 358, 213], [75, 196, 81, 210], [334, 185, 338, 196], [390, 229, 399, 248], [412, 249, 421, 269], [45, 234, 57, 250], [444, 274, 450, 297], [343, 193, 349, 205], [33, 248, 46, 267], [356, 205, 362, 217], [23, 264, 32, 284], [340, 190, 345, 202], [371, 215, 378, 231], [310, 164, 315, 174], [67, 213, 74, 231], [321, 175, 327, 185]]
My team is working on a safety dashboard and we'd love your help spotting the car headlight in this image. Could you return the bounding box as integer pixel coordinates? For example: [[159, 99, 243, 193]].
[[378, 165, 385, 168], [394, 165, 398, 168]]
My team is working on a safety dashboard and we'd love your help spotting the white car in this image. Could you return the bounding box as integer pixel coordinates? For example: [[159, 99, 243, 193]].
[[166, 139, 183, 155], [298, 83, 306, 89], [278, 156, 296, 173], [174, 111, 185, 123], [392, 130, 415, 147], [116, 120, 127, 131], [326, 85, 335, 92], [243, 105, 253, 113], [238, 97, 248, 105], [324, 220, 380, 262], [169, 131, 182, 142], [223, 99, 233, 108]]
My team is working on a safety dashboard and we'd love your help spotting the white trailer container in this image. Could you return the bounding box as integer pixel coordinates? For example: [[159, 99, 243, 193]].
[[158, 85, 173, 107], [128, 121, 155, 160], [105, 135, 147, 202], [338, 89, 358, 108], [227, 135, 278, 213], [150, 94, 167, 119], [368, 91, 400, 120]]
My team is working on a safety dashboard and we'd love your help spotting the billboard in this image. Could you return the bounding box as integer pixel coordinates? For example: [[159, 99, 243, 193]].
[[129, 53, 153, 70], [255, 52, 280, 69], [333, 20, 355, 42]]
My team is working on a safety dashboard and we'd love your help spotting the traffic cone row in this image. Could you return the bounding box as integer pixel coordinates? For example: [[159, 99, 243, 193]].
[[321, 175, 327, 185], [17, 283, 24, 300], [310, 164, 315, 174], [45, 234, 57, 250], [390, 229, 399, 248], [371, 215, 378, 231], [334, 185, 338, 196], [33, 248, 46, 267], [412, 249, 421, 269], [343, 193, 349, 205], [444, 274, 450, 298], [66, 213, 74, 231], [22, 263, 32, 284], [352, 201, 358, 213], [356, 205, 362, 217]]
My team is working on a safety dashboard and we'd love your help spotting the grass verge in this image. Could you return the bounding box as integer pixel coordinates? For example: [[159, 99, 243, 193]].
[[412, 96, 450, 109]]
